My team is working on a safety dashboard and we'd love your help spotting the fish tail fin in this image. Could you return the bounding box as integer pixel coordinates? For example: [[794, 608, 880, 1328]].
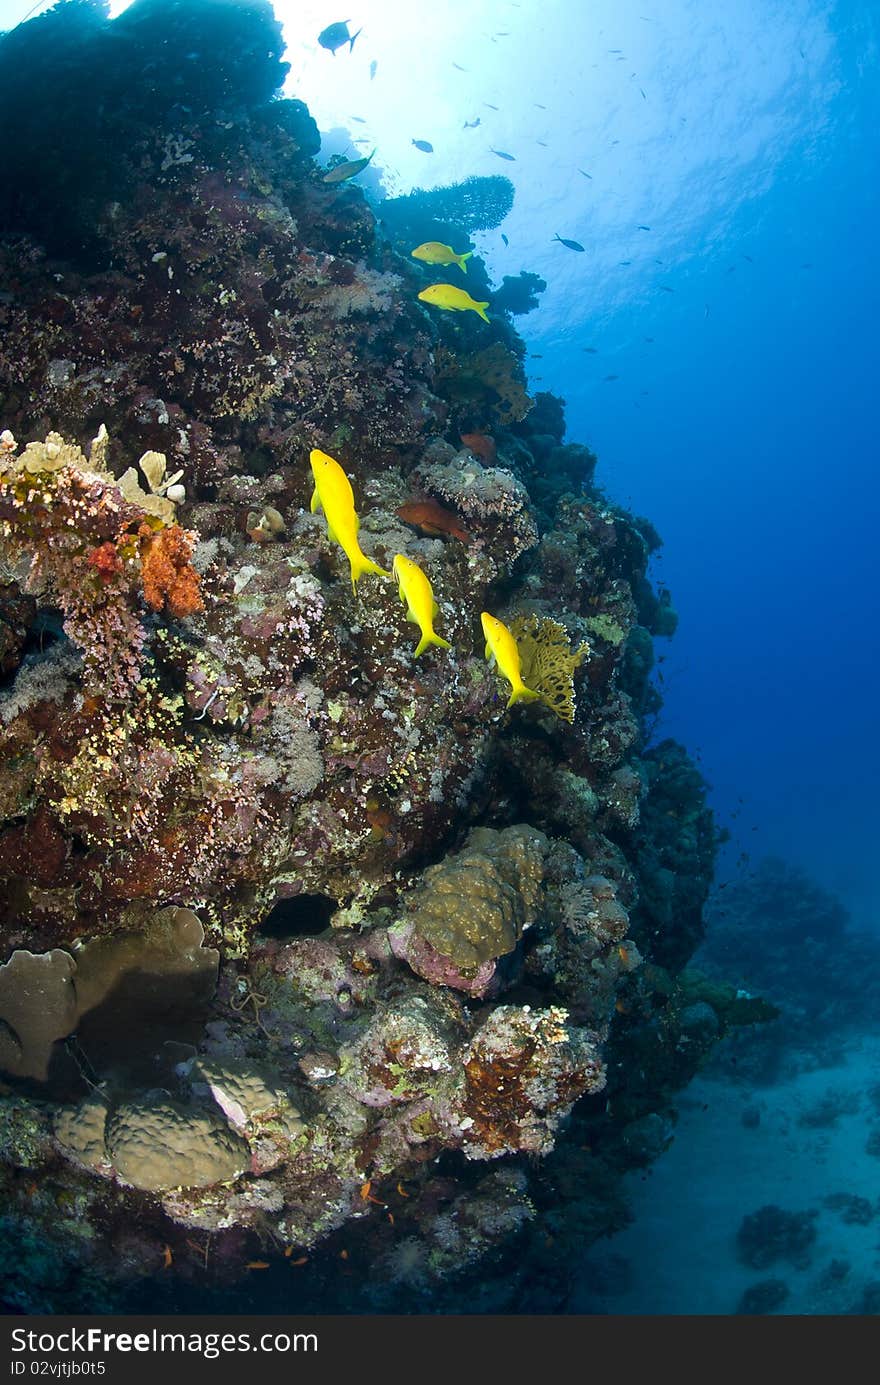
[[350, 550, 391, 590], [457, 251, 474, 274], [506, 683, 541, 711], [476, 301, 490, 322], [414, 631, 452, 658], [349, 28, 362, 52]]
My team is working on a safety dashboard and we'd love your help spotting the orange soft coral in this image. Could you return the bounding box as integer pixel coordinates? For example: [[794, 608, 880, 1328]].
[[140, 524, 203, 618]]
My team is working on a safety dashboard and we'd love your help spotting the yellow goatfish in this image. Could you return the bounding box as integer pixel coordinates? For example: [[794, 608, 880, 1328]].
[[309, 449, 391, 590], [411, 242, 474, 274], [417, 283, 490, 322], [481, 612, 540, 710], [392, 554, 452, 658]]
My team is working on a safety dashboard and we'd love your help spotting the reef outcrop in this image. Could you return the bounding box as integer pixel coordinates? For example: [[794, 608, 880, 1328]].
[[0, 0, 750, 1313]]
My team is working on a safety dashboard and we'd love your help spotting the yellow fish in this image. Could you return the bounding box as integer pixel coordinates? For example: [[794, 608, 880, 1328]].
[[481, 612, 540, 710], [417, 283, 490, 322], [322, 150, 376, 184], [411, 242, 474, 274], [309, 449, 391, 590], [392, 554, 452, 658]]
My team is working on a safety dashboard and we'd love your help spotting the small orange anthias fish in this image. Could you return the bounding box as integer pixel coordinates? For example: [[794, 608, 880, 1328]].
[[460, 431, 497, 462], [396, 500, 471, 544]]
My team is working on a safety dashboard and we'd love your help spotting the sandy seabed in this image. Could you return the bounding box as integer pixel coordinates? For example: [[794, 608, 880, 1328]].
[[570, 1032, 880, 1314]]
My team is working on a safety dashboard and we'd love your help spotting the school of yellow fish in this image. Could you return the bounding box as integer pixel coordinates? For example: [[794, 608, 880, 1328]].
[[308, 447, 555, 708]]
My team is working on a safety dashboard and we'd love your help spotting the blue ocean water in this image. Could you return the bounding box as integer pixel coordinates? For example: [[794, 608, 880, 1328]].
[[1, 0, 878, 1321]]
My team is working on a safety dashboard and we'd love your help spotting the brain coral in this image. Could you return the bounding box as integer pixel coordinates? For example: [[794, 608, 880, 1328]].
[[392, 825, 548, 990], [105, 1096, 249, 1191]]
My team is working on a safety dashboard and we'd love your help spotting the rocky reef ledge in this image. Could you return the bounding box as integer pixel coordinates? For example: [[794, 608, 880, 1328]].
[[0, 0, 770, 1312]]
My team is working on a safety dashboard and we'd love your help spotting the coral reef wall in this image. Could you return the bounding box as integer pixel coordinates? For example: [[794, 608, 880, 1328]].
[[0, 0, 753, 1313]]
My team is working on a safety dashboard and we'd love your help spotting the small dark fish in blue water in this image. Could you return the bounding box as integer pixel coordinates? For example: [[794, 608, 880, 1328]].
[[530, 353, 543, 358], [659, 285, 674, 292], [644, 337, 654, 342], [637, 224, 651, 230], [318, 21, 362, 55], [490, 147, 515, 160], [554, 234, 585, 252], [640, 88, 647, 99], [582, 346, 598, 353], [604, 374, 619, 381], [351, 116, 366, 123], [501, 234, 509, 246], [578, 169, 592, 179], [743, 254, 754, 263], [369, 60, 377, 80], [619, 260, 632, 266], [463, 118, 481, 129], [484, 103, 500, 110], [412, 140, 434, 153], [534, 103, 547, 109], [452, 63, 468, 71], [536, 140, 548, 147]]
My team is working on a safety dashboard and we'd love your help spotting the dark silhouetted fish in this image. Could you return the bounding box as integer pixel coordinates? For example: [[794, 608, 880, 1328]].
[[452, 62, 468, 71], [659, 284, 674, 292], [501, 233, 509, 246], [412, 140, 434, 153], [638, 224, 651, 230], [554, 234, 585, 252], [578, 169, 592, 179], [463, 118, 481, 129], [490, 147, 515, 160], [536, 140, 548, 147], [484, 103, 500, 110], [583, 346, 598, 352], [534, 103, 547, 109], [604, 374, 619, 381], [318, 21, 362, 55]]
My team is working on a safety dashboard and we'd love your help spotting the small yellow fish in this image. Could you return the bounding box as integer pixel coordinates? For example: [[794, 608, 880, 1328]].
[[411, 242, 474, 274], [481, 612, 540, 710], [309, 449, 391, 590], [392, 553, 452, 658], [322, 149, 376, 184], [417, 283, 490, 322]]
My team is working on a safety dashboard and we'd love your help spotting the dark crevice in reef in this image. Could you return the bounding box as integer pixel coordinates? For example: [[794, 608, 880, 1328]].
[[0, 0, 767, 1314], [258, 893, 338, 940]]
